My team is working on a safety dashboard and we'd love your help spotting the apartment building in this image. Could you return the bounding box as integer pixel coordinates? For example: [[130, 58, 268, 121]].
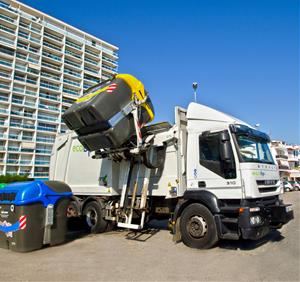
[[271, 140, 300, 181], [0, 0, 118, 179]]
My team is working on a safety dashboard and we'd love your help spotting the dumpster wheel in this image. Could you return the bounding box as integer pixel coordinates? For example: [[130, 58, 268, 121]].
[[83, 201, 108, 234]]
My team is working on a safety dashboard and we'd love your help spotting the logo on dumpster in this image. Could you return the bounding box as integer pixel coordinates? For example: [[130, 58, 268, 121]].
[[0, 215, 27, 237]]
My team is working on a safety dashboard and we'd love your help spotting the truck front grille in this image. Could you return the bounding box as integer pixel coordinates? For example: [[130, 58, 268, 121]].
[[258, 187, 278, 193], [256, 180, 278, 186]]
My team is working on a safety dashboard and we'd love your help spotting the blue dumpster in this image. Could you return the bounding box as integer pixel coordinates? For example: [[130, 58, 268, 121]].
[[0, 180, 72, 252]]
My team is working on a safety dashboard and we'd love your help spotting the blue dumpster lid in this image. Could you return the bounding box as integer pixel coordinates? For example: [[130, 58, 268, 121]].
[[0, 180, 72, 207]]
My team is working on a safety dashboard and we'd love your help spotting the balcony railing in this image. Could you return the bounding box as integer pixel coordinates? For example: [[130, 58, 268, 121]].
[[64, 69, 81, 78], [65, 59, 82, 69], [35, 160, 50, 165], [40, 81, 60, 91], [10, 121, 35, 129], [63, 78, 80, 87], [39, 104, 60, 112], [0, 13, 16, 23], [38, 114, 59, 122], [84, 66, 98, 74], [42, 51, 62, 62], [36, 136, 55, 143], [7, 159, 19, 164], [65, 49, 82, 59], [0, 59, 12, 67], [41, 61, 61, 71], [34, 172, 49, 177], [85, 57, 99, 66], [37, 125, 57, 132], [0, 96, 8, 102], [85, 49, 99, 57], [0, 36, 15, 46], [19, 160, 33, 165], [41, 71, 61, 81], [36, 148, 52, 154], [63, 88, 79, 96], [44, 32, 62, 42], [43, 41, 62, 52], [66, 40, 82, 50], [0, 23, 15, 34], [0, 83, 10, 90], [39, 92, 60, 101], [7, 146, 20, 152]]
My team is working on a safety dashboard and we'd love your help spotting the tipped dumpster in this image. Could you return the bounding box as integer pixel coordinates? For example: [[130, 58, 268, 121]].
[[0, 180, 72, 252], [62, 73, 155, 151]]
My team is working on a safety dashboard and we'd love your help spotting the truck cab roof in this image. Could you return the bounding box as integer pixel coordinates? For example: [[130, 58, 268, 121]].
[[186, 102, 249, 126]]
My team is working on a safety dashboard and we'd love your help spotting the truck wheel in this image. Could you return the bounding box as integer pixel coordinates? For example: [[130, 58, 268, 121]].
[[180, 203, 218, 249], [83, 201, 108, 234]]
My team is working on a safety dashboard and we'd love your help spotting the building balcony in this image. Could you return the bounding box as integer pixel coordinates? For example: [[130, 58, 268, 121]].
[[10, 110, 36, 120], [13, 86, 37, 97], [38, 104, 60, 112], [0, 58, 13, 68], [34, 172, 49, 177], [36, 148, 52, 154], [41, 61, 62, 73], [35, 160, 50, 165], [0, 96, 9, 103], [66, 40, 82, 51], [38, 114, 60, 123], [36, 136, 55, 143], [42, 51, 62, 63], [39, 92, 60, 102], [11, 98, 36, 108], [43, 41, 63, 54], [0, 23, 16, 35], [65, 59, 82, 70], [0, 145, 7, 151], [43, 31, 64, 45], [0, 13, 17, 24], [37, 125, 57, 133], [40, 81, 61, 92], [10, 122, 35, 130]]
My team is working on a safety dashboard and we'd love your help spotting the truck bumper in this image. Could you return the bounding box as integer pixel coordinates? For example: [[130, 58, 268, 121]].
[[239, 204, 294, 240]]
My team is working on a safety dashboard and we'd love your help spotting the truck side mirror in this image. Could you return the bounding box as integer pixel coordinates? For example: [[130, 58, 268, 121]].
[[219, 132, 236, 178], [219, 131, 232, 161]]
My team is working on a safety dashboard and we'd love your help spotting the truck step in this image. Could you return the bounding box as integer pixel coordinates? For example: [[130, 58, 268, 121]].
[[221, 217, 238, 224], [220, 232, 240, 240], [220, 207, 239, 213], [117, 222, 142, 230]]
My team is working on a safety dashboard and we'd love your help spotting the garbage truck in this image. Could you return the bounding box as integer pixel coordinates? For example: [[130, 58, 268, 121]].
[[50, 74, 293, 249]]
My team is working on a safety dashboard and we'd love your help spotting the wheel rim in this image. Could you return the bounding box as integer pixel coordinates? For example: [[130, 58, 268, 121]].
[[187, 216, 207, 238], [86, 208, 98, 227]]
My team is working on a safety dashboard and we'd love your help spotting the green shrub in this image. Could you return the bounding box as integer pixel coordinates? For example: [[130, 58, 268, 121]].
[[0, 174, 31, 183]]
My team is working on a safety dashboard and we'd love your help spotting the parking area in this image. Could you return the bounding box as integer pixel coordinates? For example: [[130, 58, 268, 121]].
[[0, 192, 299, 281]]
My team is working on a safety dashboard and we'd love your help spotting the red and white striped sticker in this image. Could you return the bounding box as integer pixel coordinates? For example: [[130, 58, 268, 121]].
[[19, 215, 27, 230], [106, 83, 117, 93]]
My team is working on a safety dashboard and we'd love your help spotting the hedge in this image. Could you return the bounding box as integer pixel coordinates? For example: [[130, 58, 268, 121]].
[[0, 174, 31, 183]]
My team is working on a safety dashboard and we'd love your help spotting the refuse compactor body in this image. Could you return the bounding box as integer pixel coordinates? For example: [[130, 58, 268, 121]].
[[62, 74, 155, 151]]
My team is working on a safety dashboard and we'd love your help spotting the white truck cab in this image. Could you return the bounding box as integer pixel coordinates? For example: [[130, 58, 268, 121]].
[[50, 102, 293, 249]]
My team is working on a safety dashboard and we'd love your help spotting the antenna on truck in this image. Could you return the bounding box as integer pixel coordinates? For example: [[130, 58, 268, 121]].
[[192, 82, 198, 102]]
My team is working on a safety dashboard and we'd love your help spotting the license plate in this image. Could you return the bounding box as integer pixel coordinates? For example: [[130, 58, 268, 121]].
[[286, 206, 293, 212]]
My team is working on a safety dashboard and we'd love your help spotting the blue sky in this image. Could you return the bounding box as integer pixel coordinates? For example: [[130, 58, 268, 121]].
[[20, 0, 299, 144]]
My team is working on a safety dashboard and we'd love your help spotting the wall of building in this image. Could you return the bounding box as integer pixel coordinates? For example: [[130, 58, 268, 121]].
[[0, 0, 118, 179]]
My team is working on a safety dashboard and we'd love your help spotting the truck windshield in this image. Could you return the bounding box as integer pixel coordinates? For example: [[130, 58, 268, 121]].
[[236, 135, 274, 164]]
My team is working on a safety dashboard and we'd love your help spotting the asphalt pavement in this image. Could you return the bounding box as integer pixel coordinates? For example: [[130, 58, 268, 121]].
[[0, 192, 299, 281]]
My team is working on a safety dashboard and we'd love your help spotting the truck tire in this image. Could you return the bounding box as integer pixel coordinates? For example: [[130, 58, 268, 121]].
[[180, 203, 218, 249], [83, 201, 108, 234]]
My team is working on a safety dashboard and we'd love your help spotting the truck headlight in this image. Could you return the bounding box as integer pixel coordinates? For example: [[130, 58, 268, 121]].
[[250, 215, 262, 226]]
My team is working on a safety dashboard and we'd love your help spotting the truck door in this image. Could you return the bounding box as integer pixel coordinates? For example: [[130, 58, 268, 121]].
[[187, 130, 243, 199]]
